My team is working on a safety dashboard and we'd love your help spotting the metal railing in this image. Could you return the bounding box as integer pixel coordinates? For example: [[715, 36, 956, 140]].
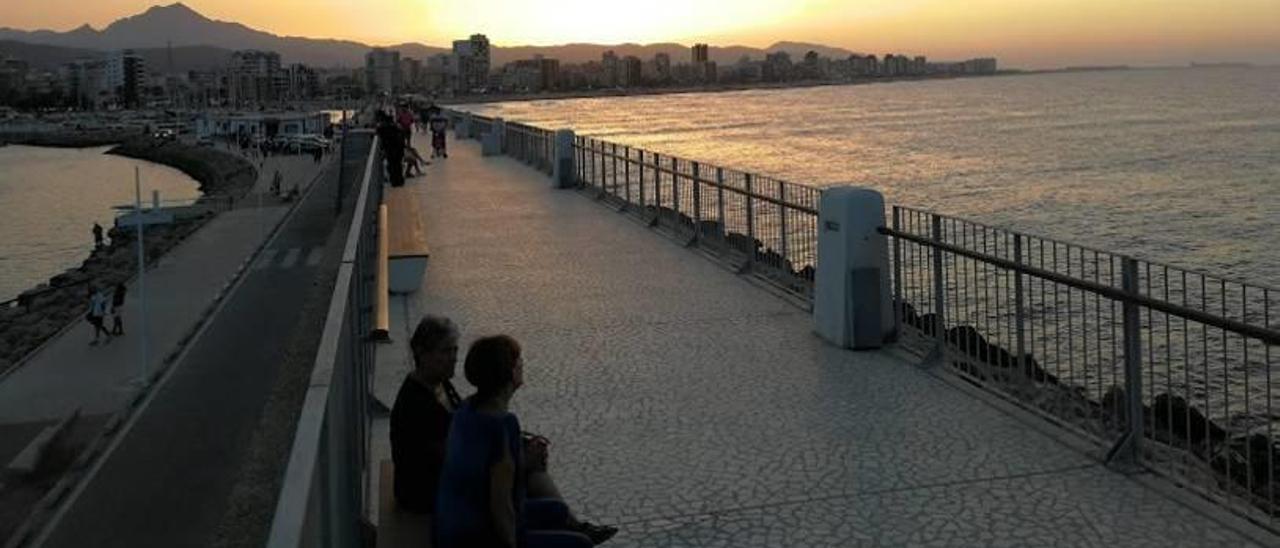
[[885, 206, 1280, 530], [573, 136, 819, 300], [504, 121, 555, 175], [267, 130, 382, 548], [470, 114, 494, 139]]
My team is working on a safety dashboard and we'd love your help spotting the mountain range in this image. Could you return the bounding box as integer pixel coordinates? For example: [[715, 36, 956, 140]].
[[0, 2, 859, 71]]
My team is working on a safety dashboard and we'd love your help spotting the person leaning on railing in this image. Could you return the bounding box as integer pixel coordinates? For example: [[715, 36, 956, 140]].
[[390, 318, 617, 546]]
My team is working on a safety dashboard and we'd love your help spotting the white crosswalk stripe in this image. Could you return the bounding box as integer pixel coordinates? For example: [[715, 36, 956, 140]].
[[253, 247, 325, 270], [253, 248, 278, 270], [280, 248, 301, 269]]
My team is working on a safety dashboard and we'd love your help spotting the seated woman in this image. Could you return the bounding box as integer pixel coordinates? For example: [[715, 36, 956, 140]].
[[391, 319, 615, 544], [435, 335, 615, 548], [390, 315, 463, 513]]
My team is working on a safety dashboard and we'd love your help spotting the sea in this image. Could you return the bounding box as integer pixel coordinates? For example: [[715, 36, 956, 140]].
[[460, 67, 1280, 290], [0, 145, 201, 302]]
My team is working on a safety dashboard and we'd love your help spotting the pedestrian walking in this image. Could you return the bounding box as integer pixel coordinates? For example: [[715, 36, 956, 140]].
[[87, 284, 112, 345], [111, 282, 127, 335], [92, 222, 104, 249], [429, 115, 448, 158]]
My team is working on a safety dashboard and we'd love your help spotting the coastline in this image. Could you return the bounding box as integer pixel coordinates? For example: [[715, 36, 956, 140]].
[[0, 137, 257, 376], [441, 71, 1026, 106], [0, 130, 139, 149]]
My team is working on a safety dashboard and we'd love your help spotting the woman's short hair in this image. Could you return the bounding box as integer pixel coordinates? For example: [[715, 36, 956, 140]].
[[409, 315, 458, 357], [464, 335, 522, 399]]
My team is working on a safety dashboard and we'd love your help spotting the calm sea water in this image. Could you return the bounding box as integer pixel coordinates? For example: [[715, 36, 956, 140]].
[[0, 145, 201, 301], [462, 67, 1280, 289]]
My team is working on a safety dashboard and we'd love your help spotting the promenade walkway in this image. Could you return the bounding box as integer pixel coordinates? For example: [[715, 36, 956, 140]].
[[375, 135, 1279, 546]]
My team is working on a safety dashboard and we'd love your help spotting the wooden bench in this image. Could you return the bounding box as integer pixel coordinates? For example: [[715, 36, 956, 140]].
[[377, 459, 433, 548], [384, 185, 429, 294]]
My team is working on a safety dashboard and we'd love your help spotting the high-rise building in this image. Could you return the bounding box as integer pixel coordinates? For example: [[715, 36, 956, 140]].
[[653, 53, 671, 82], [287, 63, 320, 100], [601, 50, 619, 87], [0, 57, 28, 98], [452, 34, 491, 93], [106, 50, 146, 108], [365, 48, 402, 94], [620, 56, 643, 87], [229, 50, 283, 106], [692, 43, 710, 64], [63, 59, 107, 109], [400, 57, 423, 91], [425, 54, 457, 94]]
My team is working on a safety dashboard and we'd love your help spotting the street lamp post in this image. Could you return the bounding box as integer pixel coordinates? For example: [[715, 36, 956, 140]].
[[133, 167, 149, 386]]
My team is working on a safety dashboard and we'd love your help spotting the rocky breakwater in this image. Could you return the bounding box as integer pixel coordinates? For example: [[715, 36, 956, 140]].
[[0, 138, 256, 377], [898, 304, 1280, 520]]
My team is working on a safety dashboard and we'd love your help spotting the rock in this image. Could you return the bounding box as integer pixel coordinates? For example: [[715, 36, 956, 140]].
[[1151, 393, 1227, 446]]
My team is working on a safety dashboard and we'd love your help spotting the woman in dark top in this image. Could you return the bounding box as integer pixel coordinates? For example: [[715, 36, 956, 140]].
[[391, 318, 617, 545], [436, 336, 606, 548], [390, 315, 461, 513]]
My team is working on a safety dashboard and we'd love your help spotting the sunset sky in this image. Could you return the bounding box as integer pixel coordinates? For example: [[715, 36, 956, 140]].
[[1, 0, 1277, 68]]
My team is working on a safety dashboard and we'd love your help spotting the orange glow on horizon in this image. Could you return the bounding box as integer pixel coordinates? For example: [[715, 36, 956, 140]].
[[0, 0, 1276, 68]]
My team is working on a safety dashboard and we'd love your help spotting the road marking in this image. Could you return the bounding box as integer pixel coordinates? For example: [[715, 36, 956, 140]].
[[306, 247, 323, 267], [253, 248, 278, 270], [280, 248, 301, 268]]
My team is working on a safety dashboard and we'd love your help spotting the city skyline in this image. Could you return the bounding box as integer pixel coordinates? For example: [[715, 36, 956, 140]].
[[0, 0, 1277, 69]]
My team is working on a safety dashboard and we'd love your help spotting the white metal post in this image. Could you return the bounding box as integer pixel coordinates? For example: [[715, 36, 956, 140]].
[[134, 167, 149, 385]]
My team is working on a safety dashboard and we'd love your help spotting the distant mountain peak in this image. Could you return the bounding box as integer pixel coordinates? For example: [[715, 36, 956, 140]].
[[148, 3, 200, 15], [125, 2, 210, 24]]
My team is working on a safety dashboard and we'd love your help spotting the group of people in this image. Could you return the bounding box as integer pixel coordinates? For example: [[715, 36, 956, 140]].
[[376, 103, 450, 187], [391, 316, 618, 548], [86, 282, 126, 345]]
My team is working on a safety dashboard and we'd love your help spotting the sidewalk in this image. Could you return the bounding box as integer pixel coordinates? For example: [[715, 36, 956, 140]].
[[0, 151, 327, 426], [372, 135, 1278, 547]]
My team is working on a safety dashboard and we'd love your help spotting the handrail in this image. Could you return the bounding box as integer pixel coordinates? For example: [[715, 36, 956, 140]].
[[266, 131, 380, 548], [896, 205, 1280, 295], [577, 141, 820, 215], [879, 225, 1280, 345]]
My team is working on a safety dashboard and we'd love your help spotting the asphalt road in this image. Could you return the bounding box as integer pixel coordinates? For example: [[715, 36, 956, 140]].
[[40, 133, 373, 548]]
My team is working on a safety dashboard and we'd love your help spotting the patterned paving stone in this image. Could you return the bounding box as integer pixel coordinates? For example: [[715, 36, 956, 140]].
[[400, 139, 1278, 546], [607, 467, 1264, 547]]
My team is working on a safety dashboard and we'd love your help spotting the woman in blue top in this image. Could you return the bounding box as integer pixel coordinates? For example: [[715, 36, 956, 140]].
[[435, 336, 600, 548]]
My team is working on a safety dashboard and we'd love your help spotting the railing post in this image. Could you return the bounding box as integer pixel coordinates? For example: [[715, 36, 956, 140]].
[[931, 214, 947, 350], [611, 142, 618, 197], [692, 161, 702, 243], [892, 206, 903, 340], [624, 146, 632, 206], [672, 157, 681, 220], [1014, 234, 1028, 384], [716, 167, 727, 241], [745, 173, 756, 263], [1119, 256, 1145, 465], [577, 138, 585, 186], [653, 153, 662, 215], [778, 181, 788, 271], [638, 150, 646, 209], [553, 129, 576, 189], [587, 140, 595, 189]]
